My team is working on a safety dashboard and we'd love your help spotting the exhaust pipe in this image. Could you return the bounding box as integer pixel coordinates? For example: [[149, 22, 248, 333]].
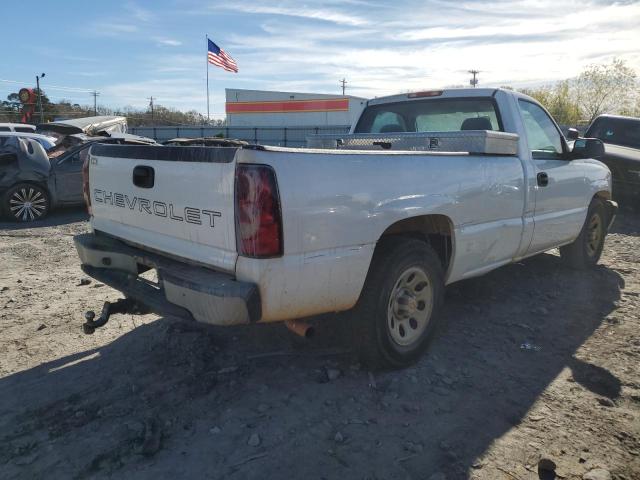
[[285, 319, 315, 338]]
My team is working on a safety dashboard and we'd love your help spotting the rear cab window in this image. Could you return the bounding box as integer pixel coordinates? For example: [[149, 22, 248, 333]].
[[354, 98, 502, 133]]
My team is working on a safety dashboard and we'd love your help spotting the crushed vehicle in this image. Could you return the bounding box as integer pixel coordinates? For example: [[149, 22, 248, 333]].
[[0, 123, 36, 133], [584, 114, 640, 206], [36, 115, 128, 140], [74, 88, 617, 368], [0, 132, 156, 222]]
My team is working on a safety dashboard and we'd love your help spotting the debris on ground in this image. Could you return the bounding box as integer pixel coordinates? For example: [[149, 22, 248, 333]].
[[0, 210, 638, 479]]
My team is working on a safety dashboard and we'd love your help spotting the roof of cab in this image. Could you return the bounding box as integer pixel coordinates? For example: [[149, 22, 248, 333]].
[[367, 88, 499, 106]]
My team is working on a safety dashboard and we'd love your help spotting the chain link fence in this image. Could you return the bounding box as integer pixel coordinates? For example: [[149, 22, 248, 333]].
[[129, 125, 351, 147]]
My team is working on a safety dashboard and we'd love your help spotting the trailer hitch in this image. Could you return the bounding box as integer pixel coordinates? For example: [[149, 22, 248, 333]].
[[82, 298, 149, 334]]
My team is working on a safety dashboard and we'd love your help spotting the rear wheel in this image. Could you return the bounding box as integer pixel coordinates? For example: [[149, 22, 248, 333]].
[[3, 184, 50, 222], [559, 199, 607, 269], [353, 237, 445, 369]]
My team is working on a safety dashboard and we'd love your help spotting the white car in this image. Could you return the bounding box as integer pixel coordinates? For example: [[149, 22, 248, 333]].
[[73, 88, 616, 368], [0, 123, 36, 133]]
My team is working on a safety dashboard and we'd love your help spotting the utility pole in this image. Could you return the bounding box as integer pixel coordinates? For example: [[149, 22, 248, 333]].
[[148, 96, 155, 126], [468, 69, 480, 88], [91, 91, 100, 116], [35, 73, 45, 123], [339, 78, 347, 96]]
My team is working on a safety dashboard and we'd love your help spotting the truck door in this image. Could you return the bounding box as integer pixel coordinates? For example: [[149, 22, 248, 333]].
[[54, 144, 90, 204], [518, 99, 586, 254]]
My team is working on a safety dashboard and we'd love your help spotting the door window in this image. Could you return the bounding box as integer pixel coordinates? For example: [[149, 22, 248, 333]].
[[518, 100, 563, 159]]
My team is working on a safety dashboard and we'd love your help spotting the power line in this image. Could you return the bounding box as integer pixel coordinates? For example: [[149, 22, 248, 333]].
[[0, 78, 93, 93], [339, 78, 347, 96], [147, 96, 155, 126], [468, 69, 480, 88], [91, 91, 100, 115]]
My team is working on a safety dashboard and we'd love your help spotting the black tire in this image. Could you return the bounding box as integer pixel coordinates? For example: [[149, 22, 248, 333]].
[[3, 183, 50, 222], [353, 237, 445, 369], [559, 198, 607, 269]]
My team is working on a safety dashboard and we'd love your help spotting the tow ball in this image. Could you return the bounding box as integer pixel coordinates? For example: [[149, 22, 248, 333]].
[[83, 298, 149, 334]]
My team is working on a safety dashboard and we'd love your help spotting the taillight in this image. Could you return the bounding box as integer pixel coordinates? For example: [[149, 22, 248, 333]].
[[235, 164, 283, 258], [82, 156, 91, 215]]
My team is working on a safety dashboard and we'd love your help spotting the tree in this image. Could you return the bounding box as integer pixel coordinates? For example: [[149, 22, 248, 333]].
[[574, 59, 637, 123], [521, 81, 581, 126]]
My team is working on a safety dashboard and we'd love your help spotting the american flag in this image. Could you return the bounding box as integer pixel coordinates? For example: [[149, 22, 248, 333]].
[[208, 39, 238, 73]]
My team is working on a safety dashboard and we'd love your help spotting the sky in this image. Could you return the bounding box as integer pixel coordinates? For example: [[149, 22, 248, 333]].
[[2, 0, 639, 118]]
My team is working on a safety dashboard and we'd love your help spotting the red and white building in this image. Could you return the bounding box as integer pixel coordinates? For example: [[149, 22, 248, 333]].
[[225, 88, 367, 127]]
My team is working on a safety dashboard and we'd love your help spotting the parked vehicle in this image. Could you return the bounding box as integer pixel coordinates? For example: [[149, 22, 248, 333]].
[[0, 131, 57, 151], [585, 114, 640, 205], [0, 134, 156, 222], [36, 115, 128, 139], [74, 88, 616, 368], [0, 123, 36, 133]]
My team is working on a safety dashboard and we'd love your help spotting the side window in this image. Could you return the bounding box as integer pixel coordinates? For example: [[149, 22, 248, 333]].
[[370, 111, 407, 133], [15, 127, 35, 133], [66, 145, 91, 164], [0, 127, 10, 132], [518, 100, 563, 159]]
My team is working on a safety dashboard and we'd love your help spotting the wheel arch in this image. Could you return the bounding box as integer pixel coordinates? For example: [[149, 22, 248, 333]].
[[376, 214, 455, 278], [593, 190, 611, 201]]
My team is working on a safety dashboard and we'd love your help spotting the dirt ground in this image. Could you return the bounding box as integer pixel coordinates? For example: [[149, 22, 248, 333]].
[[0, 208, 639, 480]]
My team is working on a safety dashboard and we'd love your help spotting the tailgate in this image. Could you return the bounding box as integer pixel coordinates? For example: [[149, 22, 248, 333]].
[[88, 144, 238, 272]]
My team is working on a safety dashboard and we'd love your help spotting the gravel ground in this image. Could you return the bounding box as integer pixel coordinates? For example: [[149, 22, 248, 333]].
[[0, 208, 638, 480]]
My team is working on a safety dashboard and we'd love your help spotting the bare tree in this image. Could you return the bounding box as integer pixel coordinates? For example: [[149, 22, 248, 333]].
[[574, 59, 637, 123]]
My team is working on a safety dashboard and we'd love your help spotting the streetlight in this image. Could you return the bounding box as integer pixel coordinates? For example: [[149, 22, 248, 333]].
[[36, 73, 45, 123]]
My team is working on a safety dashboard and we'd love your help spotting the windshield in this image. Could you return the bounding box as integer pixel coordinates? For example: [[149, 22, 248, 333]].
[[586, 117, 640, 149], [354, 98, 502, 134]]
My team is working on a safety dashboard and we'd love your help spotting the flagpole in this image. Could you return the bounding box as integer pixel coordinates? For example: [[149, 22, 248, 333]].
[[206, 34, 210, 122]]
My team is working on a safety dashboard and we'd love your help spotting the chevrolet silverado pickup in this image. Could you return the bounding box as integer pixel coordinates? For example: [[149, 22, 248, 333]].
[[74, 88, 617, 368]]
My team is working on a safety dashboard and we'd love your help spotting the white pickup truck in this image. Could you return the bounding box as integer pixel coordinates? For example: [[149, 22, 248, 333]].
[[74, 88, 617, 368]]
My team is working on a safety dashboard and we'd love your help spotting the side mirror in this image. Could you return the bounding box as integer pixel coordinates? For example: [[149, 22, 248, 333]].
[[570, 138, 604, 160], [567, 128, 579, 140]]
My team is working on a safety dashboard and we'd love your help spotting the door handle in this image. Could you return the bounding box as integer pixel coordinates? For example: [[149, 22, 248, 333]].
[[537, 172, 549, 187], [133, 165, 154, 188]]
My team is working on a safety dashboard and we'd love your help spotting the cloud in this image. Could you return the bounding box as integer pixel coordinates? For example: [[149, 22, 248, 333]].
[[89, 22, 139, 36], [124, 1, 155, 22], [80, 0, 640, 114], [215, 2, 370, 26], [155, 38, 182, 46]]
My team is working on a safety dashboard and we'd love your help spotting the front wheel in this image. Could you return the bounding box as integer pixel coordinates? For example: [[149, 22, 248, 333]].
[[559, 199, 607, 269], [3, 184, 50, 222], [353, 237, 445, 369]]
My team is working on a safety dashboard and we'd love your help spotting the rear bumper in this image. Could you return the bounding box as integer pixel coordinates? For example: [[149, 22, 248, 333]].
[[73, 232, 261, 326]]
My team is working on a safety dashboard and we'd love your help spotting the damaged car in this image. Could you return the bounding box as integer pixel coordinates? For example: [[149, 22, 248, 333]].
[[0, 131, 156, 222]]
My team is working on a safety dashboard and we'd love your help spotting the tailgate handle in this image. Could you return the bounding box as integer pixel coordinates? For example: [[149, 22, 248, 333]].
[[133, 166, 154, 188]]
